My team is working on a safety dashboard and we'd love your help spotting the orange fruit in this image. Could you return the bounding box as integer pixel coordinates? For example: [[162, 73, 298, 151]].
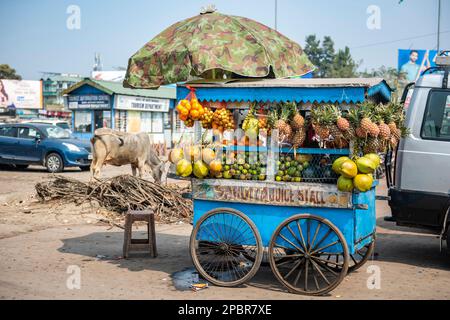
[[190, 110, 200, 120], [180, 107, 189, 117]]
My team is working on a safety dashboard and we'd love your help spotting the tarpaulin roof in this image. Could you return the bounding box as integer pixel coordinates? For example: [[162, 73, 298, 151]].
[[177, 78, 392, 104]]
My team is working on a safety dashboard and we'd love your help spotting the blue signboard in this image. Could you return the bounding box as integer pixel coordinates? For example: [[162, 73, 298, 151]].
[[68, 94, 110, 110], [398, 49, 438, 82]]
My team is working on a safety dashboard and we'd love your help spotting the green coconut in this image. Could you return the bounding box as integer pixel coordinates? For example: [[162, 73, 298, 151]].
[[356, 157, 377, 174]]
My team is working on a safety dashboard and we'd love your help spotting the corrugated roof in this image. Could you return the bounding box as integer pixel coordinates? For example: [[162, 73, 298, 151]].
[[63, 78, 176, 99], [183, 78, 391, 89], [178, 77, 392, 104]]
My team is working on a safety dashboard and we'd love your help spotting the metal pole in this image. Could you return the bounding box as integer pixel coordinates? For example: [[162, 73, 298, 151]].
[[275, 0, 278, 31], [437, 0, 441, 52]]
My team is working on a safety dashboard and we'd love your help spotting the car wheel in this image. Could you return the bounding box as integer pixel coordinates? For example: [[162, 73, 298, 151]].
[[14, 164, 29, 170], [79, 166, 90, 172], [46, 153, 64, 173]]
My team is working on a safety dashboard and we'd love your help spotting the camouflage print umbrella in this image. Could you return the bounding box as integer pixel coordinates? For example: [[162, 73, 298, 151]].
[[124, 9, 314, 89]]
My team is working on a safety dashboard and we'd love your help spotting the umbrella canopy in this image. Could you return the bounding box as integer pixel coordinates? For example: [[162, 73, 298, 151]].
[[124, 10, 314, 89]]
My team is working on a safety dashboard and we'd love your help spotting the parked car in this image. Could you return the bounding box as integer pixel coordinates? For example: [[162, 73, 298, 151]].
[[387, 51, 450, 253], [0, 123, 92, 173], [25, 119, 72, 132]]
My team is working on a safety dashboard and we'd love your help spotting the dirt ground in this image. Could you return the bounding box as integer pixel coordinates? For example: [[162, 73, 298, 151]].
[[0, 165, 449, 300]]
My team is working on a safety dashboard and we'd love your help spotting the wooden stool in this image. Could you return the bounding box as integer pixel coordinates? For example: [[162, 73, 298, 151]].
[[123, 210, 157, 258]]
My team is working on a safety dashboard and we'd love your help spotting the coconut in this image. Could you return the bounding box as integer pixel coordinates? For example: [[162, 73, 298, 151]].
[[353, 174, 374, 192], [340, 160, 358, 179], [337, 176, 354, 192], [169, 148, 184, 164], [193, 160, 209, 179], [363, 153, 381, 168], [332, 157, 351, 174], [356, 157, 377, 174], [176, 159, 193, 177], [201, 148, 216, 165], [185, 146, 201, 161]]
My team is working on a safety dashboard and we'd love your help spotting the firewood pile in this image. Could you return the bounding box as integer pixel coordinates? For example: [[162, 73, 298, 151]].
[[35, 175, 192, 224]]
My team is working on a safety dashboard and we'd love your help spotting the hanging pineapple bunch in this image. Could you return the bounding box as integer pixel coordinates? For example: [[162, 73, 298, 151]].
[[362, 103, 383, 154], [370, 104, 391, 153], [310, 104, 334, 141], [242, 103, 260, 139], [328, 105, 349, 148], [275, 103, 294, 144], [291, 103, 307, 148], [385, 102, 410, 150]]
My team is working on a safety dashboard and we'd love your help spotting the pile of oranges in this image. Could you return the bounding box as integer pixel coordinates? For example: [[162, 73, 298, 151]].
[[176, 98, 206, 127]]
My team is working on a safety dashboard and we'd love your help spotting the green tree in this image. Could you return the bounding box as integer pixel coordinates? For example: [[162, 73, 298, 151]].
[[330, 47, 359, 78], [0, 64, 22, 80], [304, 35, 358, 78], [320, 36, 335, 77], [304, 35, 322, 77]]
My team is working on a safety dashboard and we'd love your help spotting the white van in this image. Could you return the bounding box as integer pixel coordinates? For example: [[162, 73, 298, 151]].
[[388, 51, 450, 252]]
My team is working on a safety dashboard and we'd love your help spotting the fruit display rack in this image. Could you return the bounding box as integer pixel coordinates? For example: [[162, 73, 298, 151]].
[[175, 78, 392, 296]]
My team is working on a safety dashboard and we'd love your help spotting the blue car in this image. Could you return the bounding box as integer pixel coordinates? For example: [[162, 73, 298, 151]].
[[0, 123, 92, 173]]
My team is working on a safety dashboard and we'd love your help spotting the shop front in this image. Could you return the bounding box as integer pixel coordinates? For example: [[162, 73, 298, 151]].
[[63, 78, 176, 142], [114, 94, 171, 143]]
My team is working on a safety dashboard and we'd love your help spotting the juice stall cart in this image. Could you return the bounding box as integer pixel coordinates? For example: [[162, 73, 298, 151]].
[[171, 78, 393, 296]]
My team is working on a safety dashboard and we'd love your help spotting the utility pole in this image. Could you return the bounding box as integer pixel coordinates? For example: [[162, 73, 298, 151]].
[[275, 0, 278, 31], [437, 0, 441, 52]]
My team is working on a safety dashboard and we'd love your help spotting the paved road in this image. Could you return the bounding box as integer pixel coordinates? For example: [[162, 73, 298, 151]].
[[0, 166, 449, 300]]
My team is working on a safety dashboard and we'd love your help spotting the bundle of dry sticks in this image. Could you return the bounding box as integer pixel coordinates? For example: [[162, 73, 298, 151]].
[[35, 175, 192, 224]]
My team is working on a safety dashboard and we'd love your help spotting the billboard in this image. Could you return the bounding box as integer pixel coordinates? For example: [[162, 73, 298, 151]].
[[0, 79, 43, 109], [398, 49, 438, 82]]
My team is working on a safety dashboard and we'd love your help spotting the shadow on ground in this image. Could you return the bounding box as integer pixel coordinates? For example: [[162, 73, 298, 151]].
[[57, 224, 450, 295]]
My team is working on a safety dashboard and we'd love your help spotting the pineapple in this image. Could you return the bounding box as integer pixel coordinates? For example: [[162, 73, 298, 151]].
[[292, 127, 307, 148], [356, 127, 368, 138], [346, 107, 361, 140], [364, 137, 382, 154], [377, 112, 391, 141], [390, 136, 399, 149], [291, 103, 305, 130], [311, 105, 333, 140], [331, 105, 350, 133], [337, 115, 350, 132], [360, 103, 380, 137], [275, 103, 293, 142]]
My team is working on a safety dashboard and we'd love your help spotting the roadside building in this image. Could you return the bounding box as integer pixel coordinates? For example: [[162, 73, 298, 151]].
[[41, 73, 83, 120], [63, 78, 178, 144]]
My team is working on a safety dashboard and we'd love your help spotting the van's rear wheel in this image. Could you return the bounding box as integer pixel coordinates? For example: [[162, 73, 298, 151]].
[[46, 153, 64, 173]]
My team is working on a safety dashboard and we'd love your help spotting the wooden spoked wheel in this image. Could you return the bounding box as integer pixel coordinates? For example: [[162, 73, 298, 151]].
[[268, 214, 349, 296], [348, 241, 375, 272], [325, 239, 375, 273], [190, 208, 263, 287]]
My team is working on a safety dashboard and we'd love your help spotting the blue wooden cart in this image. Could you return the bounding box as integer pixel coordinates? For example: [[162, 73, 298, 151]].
[[177, 78, 391, 296]]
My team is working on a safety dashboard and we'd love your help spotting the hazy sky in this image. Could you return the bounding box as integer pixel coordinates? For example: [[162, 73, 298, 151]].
[[1, 0, 449, 80]]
